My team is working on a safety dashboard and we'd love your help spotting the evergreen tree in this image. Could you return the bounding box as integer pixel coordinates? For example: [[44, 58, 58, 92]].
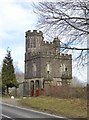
[[1, 49, 18, 94]]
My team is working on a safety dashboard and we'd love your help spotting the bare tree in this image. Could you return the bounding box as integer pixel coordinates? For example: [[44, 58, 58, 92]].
[[33, 0, 89, 65]]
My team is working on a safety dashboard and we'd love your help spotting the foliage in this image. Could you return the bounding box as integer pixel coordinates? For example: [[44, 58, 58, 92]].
[[1, 49, 18, 94]]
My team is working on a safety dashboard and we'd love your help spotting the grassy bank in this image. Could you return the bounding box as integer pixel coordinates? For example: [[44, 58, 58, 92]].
[[19, 96, 87, 118]]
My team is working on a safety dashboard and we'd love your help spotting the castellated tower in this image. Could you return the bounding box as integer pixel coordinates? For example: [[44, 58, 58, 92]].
[[25, 30, 43, 53], [24, 30, 72, 96]]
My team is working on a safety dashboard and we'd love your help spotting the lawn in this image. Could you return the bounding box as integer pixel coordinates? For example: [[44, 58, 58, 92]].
[[19, 96, 87, 118]]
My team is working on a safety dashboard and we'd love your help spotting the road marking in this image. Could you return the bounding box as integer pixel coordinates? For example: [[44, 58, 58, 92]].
[[2, 114, 16, 120], [2, 102, 65, 118], [2, 114, 11, 118]]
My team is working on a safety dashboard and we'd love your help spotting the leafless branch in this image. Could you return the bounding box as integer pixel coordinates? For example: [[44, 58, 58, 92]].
[[33, 0, 89, 66]]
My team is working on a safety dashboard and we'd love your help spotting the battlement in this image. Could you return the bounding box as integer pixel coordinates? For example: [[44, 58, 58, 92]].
[[26, 30, 60, 48], [25, 30, 43, 37], [42, 40, 53, 46], [60, 53, 72, 59], [41, 37, 60, 46]]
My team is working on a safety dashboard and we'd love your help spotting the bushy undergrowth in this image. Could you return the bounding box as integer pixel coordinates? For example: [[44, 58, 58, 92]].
[[44, 85, 87, 99]]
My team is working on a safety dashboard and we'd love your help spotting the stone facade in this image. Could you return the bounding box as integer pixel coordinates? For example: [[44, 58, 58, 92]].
[[24, 30, 72, 96]]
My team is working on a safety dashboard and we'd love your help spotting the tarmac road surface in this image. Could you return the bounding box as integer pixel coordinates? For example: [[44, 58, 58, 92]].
[[1, 103, 68, 120]]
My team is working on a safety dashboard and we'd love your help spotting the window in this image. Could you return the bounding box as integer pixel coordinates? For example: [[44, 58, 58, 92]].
[[65, 67, 67, 71], [60, 63, 67, 73], [33, 37, 36, 48], [46, 62, 51, 74], [29, 37, 36, 48], [47, 63, 50, 72]]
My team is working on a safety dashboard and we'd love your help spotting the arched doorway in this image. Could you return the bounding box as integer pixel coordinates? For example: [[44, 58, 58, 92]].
[[35, 80, 40, 96], [41, 80, 45, 96], [30, 81, 34, 96]]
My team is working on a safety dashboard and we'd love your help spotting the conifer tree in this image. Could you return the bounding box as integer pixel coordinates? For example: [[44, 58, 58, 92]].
[[1, 49, 18, 94]]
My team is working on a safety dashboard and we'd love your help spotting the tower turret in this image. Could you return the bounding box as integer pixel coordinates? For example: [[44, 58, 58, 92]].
[[25, 30, 43, 53], [53, 37, 60, 54]]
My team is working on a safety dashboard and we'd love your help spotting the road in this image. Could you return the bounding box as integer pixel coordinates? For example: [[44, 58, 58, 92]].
[[1, 103, 68, 120]]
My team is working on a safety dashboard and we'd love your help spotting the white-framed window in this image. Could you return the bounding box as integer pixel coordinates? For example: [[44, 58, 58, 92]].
[[47, 63, 50, 72], [46, 62, 51, 74]]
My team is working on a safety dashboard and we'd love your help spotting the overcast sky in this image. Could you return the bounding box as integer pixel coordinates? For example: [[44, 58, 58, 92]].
[[0, 0, 38, 72], [0, 0, 87, 83]]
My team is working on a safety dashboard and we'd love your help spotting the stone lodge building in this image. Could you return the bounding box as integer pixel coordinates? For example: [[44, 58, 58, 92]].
[[24, 30, 72, 96]]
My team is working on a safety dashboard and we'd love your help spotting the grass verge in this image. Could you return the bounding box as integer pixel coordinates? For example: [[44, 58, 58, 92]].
[[19, 96, 87, 118]]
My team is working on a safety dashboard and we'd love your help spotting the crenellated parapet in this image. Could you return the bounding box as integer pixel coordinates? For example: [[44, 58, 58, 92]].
[[41, 37, 60, 46], [60, 53, 72, 60], [41, 40, 53, 47], [25, 30, 43, 37], [25, 29, 71, 60]]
